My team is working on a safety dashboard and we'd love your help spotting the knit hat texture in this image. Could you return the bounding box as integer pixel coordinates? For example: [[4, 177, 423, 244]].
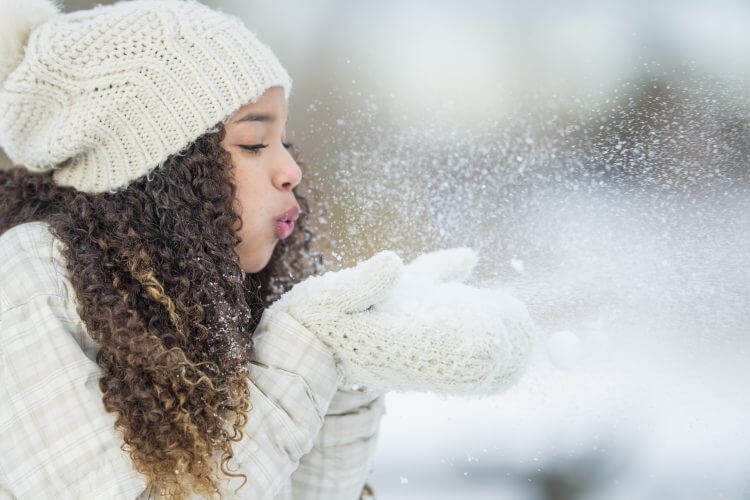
[[0, 0, 292, 194]]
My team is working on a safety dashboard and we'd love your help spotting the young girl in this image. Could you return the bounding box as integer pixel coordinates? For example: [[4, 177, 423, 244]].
[[0, 1, 535, 499]]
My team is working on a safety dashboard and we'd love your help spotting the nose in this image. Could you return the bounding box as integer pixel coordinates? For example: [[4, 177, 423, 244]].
[[274, 148, 302, 191]]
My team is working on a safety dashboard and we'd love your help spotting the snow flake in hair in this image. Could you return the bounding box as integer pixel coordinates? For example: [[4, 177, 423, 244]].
[[0, 0, 62, 82]]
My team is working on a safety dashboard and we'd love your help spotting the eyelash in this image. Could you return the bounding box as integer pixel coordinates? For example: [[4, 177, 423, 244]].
[[241, 142, 294, 155]]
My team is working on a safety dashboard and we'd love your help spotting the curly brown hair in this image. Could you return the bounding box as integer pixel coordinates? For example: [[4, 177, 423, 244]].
[[0, 121, 328, 498]]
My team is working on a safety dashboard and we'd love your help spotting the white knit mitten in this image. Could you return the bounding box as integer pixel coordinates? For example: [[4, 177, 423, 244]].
[[268, 248, 536, 396], [375, 247, 537, 395]]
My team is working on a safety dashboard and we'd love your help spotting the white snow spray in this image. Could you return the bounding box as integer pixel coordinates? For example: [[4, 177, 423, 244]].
[[296, 69, 749, 498], [302, 72, 749, 347]]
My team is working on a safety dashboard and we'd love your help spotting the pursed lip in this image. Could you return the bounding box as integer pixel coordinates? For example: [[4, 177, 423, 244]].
[[276, 205, 300, 223]]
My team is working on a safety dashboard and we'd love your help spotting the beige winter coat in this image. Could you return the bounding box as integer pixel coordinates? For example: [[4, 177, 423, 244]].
[[0, 221, 385, 499]]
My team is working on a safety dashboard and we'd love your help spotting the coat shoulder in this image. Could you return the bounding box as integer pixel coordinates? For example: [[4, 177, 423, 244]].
[[0, 221, 73, 311]]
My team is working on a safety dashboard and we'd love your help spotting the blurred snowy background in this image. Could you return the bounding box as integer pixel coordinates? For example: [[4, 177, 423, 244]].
[[4, 1, 748, 498]]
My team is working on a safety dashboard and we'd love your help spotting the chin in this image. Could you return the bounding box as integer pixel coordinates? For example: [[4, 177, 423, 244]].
[[243, 260, 268, 274], [241, 247, 275, 274]]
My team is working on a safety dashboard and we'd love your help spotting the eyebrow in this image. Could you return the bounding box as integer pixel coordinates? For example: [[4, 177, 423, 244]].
[[233, 112, 276, 124]]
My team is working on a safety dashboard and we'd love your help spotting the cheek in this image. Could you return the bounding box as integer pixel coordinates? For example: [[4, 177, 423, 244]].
[[233, 168, 265, 226], [234, 198, 269, 245], [232, 170, 275, 244]]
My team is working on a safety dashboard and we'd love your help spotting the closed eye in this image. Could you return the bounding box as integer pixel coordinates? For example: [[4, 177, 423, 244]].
[[240, 142, 294, 155]]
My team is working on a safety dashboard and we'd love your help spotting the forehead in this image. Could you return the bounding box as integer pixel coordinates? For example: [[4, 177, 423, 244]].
[[229, 86, 287, 123]]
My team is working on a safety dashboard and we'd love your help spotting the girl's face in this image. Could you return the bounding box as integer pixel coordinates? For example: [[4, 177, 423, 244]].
[[220, 86, 302, 273]]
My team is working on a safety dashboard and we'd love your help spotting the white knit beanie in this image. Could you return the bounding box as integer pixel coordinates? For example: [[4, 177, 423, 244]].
[[0, 0, 292, 194]]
